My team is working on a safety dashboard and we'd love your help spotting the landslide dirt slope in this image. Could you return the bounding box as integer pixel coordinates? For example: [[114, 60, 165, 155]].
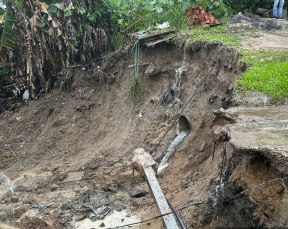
[[0, 34, 287, 229], [0, 41, 242, 228]]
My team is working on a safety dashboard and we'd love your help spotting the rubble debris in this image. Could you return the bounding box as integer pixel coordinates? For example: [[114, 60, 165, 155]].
[[253, 7, 271, 18], [130, 29, 176, 47], [185, 4, 219, 26], [83, 205, 110, 220]]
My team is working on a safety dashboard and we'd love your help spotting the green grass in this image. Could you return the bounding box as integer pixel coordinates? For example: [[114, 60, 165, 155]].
[[238, 52, 288, 103], [241, 50, 288, 65], [185, 25, 242, 49], [181, 23, 288, 104]]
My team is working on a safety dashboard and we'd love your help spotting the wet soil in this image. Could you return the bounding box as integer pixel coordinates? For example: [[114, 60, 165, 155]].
[[0, 41, 242, 228]]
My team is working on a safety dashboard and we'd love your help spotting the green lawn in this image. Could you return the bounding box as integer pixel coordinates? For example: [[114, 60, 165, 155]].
[[238, 53, 288, 103]]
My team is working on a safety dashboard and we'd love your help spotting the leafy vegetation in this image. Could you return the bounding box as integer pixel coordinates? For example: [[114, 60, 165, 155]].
[[110, 0, 233, 34], [0, 0, 111, 98], [0, 7, 17, 54], [223, 0, 288, 13], [108, 0, 288, 38], [0, 0, 287, 105]]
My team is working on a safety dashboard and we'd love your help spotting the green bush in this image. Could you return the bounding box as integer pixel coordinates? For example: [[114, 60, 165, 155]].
[[199, 0, 234, 18], [109, 0, 234, 48]]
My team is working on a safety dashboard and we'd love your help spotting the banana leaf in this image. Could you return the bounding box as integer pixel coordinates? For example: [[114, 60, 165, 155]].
[[0, 10, 18, 55], [0, 68, 9, 75], [15, 0, 26, 15]]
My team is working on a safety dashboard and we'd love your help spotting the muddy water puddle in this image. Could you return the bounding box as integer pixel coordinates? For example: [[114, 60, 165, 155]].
[[75, 210, 140, 229], [0, 170, 52, 197]]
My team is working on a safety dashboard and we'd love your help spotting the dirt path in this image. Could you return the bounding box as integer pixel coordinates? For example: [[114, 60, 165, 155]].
[[242, 30, 288, 50], [229, 17, 288, 50]]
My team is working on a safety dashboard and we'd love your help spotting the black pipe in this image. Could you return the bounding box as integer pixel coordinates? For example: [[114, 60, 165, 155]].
[[166, 197, 187, 229]]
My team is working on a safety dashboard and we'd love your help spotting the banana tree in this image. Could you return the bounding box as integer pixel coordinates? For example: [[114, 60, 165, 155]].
[[0, 0, 111, 100]]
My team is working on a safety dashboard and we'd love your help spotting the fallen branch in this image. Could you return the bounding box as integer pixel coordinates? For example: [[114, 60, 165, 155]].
[[121, 15, 146, 34]]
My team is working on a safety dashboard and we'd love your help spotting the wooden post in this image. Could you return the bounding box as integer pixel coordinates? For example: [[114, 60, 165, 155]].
[[132, 148, 179, 229]]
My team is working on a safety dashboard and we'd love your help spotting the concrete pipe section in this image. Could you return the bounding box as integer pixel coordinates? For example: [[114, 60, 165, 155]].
[[179, 115, 191, 133], [158, 116, 191, 173]]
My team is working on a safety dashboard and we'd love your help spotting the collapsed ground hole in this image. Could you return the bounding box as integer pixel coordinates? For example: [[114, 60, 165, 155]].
[[179, 115, 191, 133]]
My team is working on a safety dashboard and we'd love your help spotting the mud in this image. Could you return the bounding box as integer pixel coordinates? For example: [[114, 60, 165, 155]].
[[229, 15, 288, 31], [0, 38, 287, 229], [228, 17, 288, 51]]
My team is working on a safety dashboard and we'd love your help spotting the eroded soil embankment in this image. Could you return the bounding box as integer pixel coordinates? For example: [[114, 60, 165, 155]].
[[1, 40, 286, 228], [208, 106, 288, 228]]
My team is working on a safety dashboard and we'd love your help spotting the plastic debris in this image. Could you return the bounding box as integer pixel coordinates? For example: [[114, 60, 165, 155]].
[[22, 89, 29, 102], [233, 12, 251, 21], [156, 22, 170, 29], [162, 89, 170, 104]]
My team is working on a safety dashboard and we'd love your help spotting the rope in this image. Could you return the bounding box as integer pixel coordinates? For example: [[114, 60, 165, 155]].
[[131, 32, 146, 78], [151, 67, 214, 154], [106, 202, 204, 229]]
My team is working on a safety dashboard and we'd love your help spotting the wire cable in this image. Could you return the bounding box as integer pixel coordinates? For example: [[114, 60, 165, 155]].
[[106, 202, 204, 229], [166, 197, 187, 229], [230, 177, 287, 201]]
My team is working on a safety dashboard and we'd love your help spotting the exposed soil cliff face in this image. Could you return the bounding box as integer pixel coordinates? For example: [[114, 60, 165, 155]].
[[0, 41, 287, 229], [209, 106, 288, 228]]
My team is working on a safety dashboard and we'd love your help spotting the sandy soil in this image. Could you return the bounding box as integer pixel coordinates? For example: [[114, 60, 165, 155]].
[[243, 30, 288, 50], [235, 18, 288, 50]]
